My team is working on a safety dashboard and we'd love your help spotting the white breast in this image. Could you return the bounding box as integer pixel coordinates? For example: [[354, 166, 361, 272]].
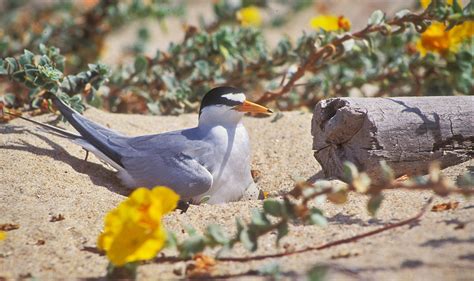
[[193, 123, 254, 204]]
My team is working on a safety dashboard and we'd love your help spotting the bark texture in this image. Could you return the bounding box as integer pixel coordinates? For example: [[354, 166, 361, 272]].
[[311, 96, 474, 183]]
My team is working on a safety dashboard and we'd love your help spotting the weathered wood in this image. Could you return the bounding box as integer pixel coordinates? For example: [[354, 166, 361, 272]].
[[311, 96, 474, 183]]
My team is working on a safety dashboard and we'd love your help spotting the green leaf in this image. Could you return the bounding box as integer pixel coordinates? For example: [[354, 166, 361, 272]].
[[451, 0, 463, 13], [235, 218, 244, 233], [147, 102, 161, 115], [219, 45, 230, 59], [12, 71, 26, 82], [379, 161, 394, 182], [179, 234, 206, 257], [185, 226, 197, 236], [368, 10, 385, 26], [88, 91, 102, 109], [342, 38, 355, 52], [161, 74, 177, 90], [463, 0, 474, 16], [368, 194, 384, 216], [134, 55, 148, 73], [352, 173, 371, 193], [38, 65, 63, 81], [206, 224, 228, 245], [194, 60, 210, 78], [5, 57, 18, 73], [19, 49, 34, 65], [0, 58, 5, 75], [165, 230, 178, 249], [3, 93, 16, 106], [309, 208, 327, 227], [258, 263, 281, 277], [456, 171, 474, 187], [426, 0, 448, 18], [343, 161, 359, 182], [276, 222, 288, 244], [395, 9, 412, 19], [38, 55, 51, 66], [263, 199, 286, 217], [240, 229, 257, 251], [307, 265, 329, 281], [251, 209, 270, 227], [68, 94, 85, 113]]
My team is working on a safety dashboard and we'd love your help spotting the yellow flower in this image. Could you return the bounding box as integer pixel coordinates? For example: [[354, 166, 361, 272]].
[[97, 186, 179, 266], [310, 15, 351, 32], [420, 0, 460, 9], [236, 6, 262, 27], [0, 231, 5, 240], [416, 21, 473, 56]]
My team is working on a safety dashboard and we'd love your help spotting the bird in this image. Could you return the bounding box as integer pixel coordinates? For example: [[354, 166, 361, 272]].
[[7, 86, 273, 205]]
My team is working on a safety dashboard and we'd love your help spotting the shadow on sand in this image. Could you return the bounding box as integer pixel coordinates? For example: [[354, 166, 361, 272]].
[[1, 125, 130, 196]]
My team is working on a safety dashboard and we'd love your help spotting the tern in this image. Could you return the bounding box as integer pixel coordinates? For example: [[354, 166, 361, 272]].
[[8, 87, 272, 204]]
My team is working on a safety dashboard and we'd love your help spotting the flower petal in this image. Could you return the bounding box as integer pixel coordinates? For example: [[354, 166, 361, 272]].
[[310, 15, 340, 31]]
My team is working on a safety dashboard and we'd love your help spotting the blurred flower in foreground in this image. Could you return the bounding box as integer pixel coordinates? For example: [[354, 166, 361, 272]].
[[236, 6, 262, 27], [0, 231, 5, 240], [310, 15, 351, 32], [416, 21, 474, 56], [97, 187, 179, 266], [420, 0, 460, 9]]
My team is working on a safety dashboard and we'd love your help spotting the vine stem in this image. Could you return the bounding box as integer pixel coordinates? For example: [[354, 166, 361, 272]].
[[152, 196, 433, 264], [254, 11, 433, 105], [217, 197, 433, 262]]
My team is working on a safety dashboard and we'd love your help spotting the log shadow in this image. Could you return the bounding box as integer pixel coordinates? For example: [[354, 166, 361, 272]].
[[0, 125, 129, 196]]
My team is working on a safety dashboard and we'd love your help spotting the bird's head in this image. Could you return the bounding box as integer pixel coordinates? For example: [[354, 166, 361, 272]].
[[198, 86, 272, 127]]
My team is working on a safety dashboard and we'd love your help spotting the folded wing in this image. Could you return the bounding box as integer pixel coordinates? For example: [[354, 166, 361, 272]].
[[52, 95, 213, 198], [116, 131, 214, 199]]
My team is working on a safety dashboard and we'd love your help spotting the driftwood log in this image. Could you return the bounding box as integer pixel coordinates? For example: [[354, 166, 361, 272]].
[[311, 96, 474, 183]]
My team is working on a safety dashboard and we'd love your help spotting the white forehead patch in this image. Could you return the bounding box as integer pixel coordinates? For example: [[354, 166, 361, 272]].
[[222, 92, 246, 103]]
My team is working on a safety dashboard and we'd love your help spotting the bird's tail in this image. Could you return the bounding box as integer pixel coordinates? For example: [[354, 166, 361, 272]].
[[3, 95, 126, 171], [47, 94, 124, 167], [2, 110, 81, 140]]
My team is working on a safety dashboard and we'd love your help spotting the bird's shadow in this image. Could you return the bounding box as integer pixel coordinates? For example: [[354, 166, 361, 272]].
[[0, 125, 130, 196]]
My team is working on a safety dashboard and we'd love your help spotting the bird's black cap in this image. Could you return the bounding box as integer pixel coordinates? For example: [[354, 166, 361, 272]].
[[199, 86, 244, 115]]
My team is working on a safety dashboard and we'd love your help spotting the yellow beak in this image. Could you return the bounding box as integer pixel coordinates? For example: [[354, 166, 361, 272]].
[[234, 100, 273, 114]]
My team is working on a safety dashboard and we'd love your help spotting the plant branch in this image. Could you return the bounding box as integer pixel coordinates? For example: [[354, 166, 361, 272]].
[[218, 196, 433, 262], [254, 11, 434, 105]]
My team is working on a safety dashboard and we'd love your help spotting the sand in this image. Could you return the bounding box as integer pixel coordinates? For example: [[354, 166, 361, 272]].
[[0, 108, 473, 280]]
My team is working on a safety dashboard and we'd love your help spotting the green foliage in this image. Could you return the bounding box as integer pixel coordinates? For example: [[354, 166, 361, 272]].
[[0, 1, 472, 115], [0, 45, 109, 113], [0, 0, 184, 71], [257, 262, 283, 279], [367, 194, 384, 216], [307, 265, 329, 281], [108, 25, 282, 114]]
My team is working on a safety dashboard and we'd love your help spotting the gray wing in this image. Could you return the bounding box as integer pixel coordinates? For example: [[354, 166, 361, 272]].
[[112, 129, 214, 199], [52, 94, 212, 198]]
